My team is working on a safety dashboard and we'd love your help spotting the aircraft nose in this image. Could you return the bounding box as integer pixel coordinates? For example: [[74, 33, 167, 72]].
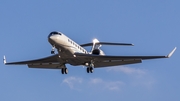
[[48, 35, 57, 42], [48, 31, 62, 44]]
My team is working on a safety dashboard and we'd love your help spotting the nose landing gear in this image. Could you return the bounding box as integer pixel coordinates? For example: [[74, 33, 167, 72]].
[[51, 50, 55, 54], [51, 46, 55, 54]]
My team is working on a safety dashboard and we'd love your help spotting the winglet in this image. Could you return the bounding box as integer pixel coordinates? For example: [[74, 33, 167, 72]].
[[3, 55, 6, 64], [167, 47, 177, 58]]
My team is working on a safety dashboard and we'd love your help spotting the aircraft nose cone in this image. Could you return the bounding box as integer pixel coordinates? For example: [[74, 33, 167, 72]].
[[48, 35, 57, 43]]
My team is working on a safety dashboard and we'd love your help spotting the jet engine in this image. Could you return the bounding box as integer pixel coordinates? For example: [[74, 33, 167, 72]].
[[92, 49, 105, 55]]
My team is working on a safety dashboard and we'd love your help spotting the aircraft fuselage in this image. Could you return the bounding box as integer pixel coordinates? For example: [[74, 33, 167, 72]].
[[48, 31, 88, 65]]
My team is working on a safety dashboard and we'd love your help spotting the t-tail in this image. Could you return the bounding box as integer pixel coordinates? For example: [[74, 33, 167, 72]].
[[90, 39, 105, 55], [80, 39, 134, 55]]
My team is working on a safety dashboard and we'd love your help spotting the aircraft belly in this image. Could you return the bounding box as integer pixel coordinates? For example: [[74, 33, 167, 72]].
[[56, 44, 79, 65], [55, 43, 74, 57], [55, 40, 82, 65], [67, 58, 83, 66]]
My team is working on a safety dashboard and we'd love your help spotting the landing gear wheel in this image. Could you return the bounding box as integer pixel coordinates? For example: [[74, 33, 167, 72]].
[[61, 68, 64, 74], [64, 68, 68, 74], [51, 50, 55, 54], [86, 61, 94, 73], [61, 68, 68, 74], [86, 67, 93, 73], [90, 67, 93, 73], [51, 45, 55, 54], [87, 68, 90, 73]]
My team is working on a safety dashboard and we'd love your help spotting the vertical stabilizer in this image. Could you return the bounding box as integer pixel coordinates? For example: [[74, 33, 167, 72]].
[[90, 39, 101, 53]]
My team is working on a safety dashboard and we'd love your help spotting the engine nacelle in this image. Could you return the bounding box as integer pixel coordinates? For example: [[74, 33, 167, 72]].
[[92, 49, 105, 55]]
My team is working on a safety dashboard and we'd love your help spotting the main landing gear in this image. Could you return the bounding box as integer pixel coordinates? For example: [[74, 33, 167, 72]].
[[61, 68, 68, 74], [86, 63, 94, 73], [87, 67, 93, 73]]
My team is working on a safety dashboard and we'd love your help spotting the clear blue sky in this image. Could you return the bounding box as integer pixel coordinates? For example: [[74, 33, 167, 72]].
[[0, 0, 179, 101]]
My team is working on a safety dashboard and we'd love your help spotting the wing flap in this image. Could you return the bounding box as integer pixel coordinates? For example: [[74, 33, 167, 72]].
[[28, 63, 62, 69], [94, 59, 142, 68]]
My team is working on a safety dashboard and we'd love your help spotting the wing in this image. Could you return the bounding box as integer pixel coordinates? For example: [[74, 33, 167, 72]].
[[75, 47, 176, 68], [3, 54, 64, 69]]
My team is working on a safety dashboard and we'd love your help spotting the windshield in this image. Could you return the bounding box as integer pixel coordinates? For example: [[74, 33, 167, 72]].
[[48, 31, 61, 37]]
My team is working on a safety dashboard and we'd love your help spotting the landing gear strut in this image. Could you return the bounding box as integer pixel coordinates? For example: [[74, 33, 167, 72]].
[[51, 46, 55, 54], [86, 63, 94, 73]]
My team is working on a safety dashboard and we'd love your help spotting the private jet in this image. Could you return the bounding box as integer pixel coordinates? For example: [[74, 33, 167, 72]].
[[3, 31, 176, 74]]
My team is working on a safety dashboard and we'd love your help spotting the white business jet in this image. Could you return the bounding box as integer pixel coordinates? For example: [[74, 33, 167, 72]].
[[3, 31, 176, 74]]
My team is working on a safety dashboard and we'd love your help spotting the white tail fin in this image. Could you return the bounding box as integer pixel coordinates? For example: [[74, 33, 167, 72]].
[[90, 38, 101, 53]]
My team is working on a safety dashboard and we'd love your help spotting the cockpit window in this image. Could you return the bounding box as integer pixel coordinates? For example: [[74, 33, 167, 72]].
[[48, 31, 61, 37]]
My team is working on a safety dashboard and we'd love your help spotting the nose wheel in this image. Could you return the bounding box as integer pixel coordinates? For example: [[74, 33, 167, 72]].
[[51, 46, 55, 54], [51, 50, 55, 54]]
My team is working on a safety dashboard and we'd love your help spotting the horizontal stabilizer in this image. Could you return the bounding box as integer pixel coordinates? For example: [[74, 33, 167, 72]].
[[80, 42, 134, 47]]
